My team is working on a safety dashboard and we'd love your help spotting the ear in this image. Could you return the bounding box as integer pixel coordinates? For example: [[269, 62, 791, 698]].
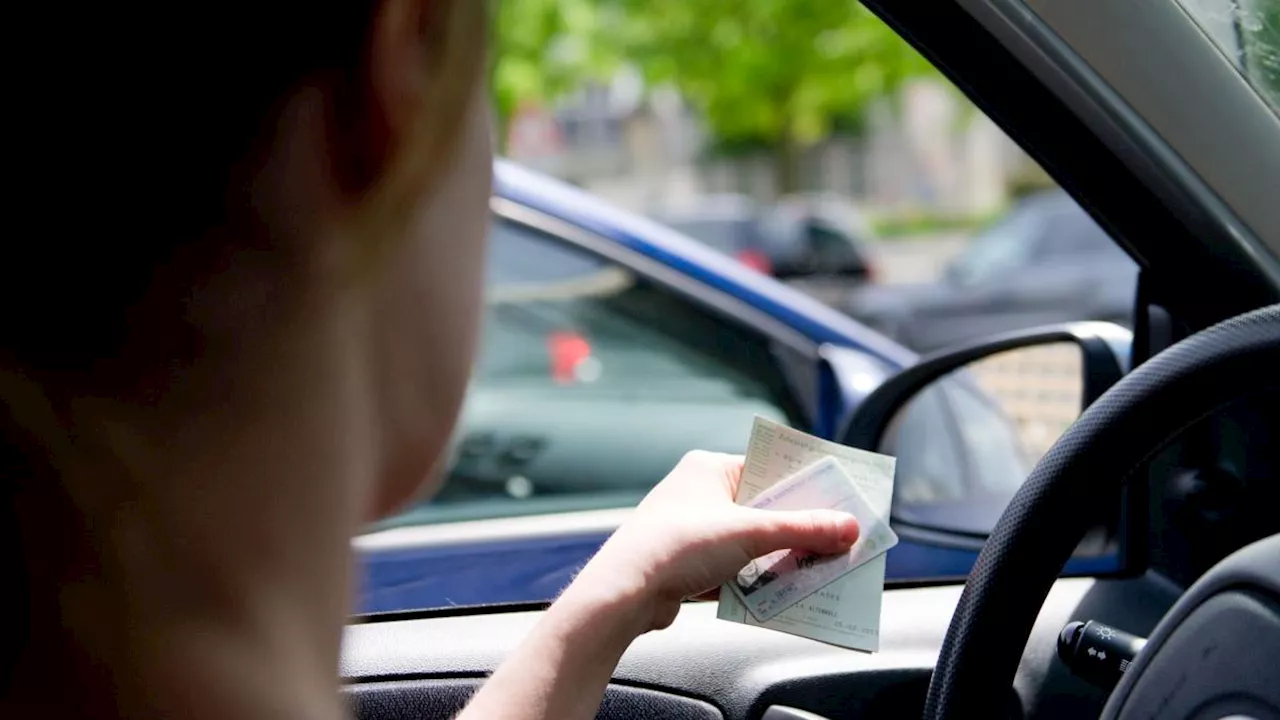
[[329, 0, 435, 200]]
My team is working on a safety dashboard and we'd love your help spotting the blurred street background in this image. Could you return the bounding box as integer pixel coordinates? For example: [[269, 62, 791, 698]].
[[486, 0, 1163, 457], [493, 2, 1049, 220]]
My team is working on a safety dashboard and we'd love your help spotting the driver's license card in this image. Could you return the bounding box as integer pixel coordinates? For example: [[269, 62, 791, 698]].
[[727, 456, 898, 622]]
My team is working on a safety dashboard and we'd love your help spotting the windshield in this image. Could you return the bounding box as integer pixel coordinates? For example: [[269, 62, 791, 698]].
[[1177, 0, 1280, 113]]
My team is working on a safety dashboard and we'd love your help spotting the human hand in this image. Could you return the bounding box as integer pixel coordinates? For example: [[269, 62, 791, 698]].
[[565, 451, 860, 632]]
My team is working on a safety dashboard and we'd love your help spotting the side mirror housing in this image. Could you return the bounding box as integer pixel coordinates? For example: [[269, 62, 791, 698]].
[[840, 322, 1132, 451], [836, 322, 1132, 540]]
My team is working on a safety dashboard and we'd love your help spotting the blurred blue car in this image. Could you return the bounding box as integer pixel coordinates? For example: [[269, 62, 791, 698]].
[[354, 161, 1111, 614]]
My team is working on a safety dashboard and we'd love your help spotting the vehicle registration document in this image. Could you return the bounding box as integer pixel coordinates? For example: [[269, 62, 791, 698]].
[[726, 456, 898, 623], [717, 416, 898, 652]]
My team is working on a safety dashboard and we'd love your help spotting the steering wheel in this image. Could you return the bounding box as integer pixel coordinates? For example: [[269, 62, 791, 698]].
[[925, 303, 1280, 719]]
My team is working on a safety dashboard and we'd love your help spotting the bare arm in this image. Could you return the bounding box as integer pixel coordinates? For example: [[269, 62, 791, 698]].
[[456, 451, 860, 720], [454, 577, 646, 719]]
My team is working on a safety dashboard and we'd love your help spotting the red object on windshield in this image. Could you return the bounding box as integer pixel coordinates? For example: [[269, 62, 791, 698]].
[[547, 331, 592, 384], [735, 249, 773, 274]]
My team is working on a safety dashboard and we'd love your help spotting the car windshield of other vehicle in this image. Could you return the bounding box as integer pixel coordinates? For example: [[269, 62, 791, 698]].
[[945, 205, 1045, 286], [1039, 209, 1122, 258], [808, 223, 859, 262]]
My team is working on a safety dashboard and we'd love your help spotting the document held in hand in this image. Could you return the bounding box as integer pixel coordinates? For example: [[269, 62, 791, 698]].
[[717, 416, 897, 652], [726, 456, 898, 623]]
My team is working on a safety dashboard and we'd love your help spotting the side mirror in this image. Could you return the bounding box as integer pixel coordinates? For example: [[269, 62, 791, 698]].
[[839, 322, 1132, 538]]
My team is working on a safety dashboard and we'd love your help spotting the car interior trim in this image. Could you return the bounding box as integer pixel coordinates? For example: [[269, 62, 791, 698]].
[[491, 197, 818, 359], [342, 577, 1186, 720], [346, 679, 725, 720], [923, 304, 1280, 717], [1024, 0, 1280, 261], [355, 507, 632, 552], [889, 519, 989, 551], [759, 706, 831, 720], [342, 582, 1072, 684], [1100, 534, 1280, 718], [351, 599, 553, 625], [959, 0, 1280, 284], [889, 505, 1125, 567]]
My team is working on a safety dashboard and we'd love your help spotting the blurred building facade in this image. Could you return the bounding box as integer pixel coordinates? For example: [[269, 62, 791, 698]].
[[505, 72, 1038, 219]]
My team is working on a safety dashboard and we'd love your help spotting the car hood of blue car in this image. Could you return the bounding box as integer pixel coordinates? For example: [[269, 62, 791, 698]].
[[494, 160, 915, 370]]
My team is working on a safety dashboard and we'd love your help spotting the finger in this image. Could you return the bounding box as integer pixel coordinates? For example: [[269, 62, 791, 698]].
[[721, 455, 746, 496], [677, 450, 746, 496], [689, 587, 720, 602], [730, 507, 860, 559]]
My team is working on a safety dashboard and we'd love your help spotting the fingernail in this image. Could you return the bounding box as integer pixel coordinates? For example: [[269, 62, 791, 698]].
[[841, 517, 860, 544], [814, 510, 860, 544], [832, 512, 860, 544]]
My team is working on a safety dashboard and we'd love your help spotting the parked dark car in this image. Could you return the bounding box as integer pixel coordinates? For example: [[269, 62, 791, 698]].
[[845, 189, 1139, 352], [658, 193, 877, 287]]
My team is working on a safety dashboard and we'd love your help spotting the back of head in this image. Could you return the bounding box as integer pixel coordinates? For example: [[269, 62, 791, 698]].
[[6, 1, 485, 378], [2, 1, 491, 706]]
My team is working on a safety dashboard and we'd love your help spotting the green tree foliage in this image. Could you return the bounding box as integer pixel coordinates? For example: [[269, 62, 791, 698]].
[[489, 0, 617, 150], [490, 0, 941, 189], [615, 0, 932, 146], [612, 0, 940, 190], [1238, 0, 1280, 110]]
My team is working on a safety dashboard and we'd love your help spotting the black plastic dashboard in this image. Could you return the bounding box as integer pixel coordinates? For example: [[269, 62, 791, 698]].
[[341, 575, 1180, 720]]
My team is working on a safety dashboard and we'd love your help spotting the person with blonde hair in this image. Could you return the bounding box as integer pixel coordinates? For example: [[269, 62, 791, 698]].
[[0, 2, 859, 718]]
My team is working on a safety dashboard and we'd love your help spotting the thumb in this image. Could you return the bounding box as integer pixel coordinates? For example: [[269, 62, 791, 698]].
[[730, 507, 860, 559]]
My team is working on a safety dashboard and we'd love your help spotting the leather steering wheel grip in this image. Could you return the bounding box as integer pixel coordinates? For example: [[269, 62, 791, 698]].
[[923, 303, 1280, 719]]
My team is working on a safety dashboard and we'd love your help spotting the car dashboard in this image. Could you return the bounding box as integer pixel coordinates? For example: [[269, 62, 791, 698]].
[[341, 574, 1179, 720]]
